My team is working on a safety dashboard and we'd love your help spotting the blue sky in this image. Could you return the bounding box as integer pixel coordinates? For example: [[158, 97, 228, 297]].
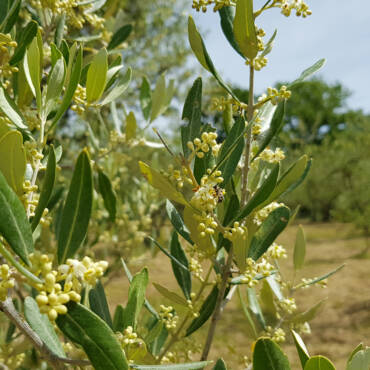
[[190, 1, 370, 113]]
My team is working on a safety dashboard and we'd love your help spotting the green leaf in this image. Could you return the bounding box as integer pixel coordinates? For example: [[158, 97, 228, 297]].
[[10, 20, 38, 65], [188, 16, 238, 100], [170, 232, 192, 300], [237, 286, 257, 339], [219, 116, 245, 186], [294, 225, 306, 270], [260, 29, 277, 58], [233, 0, 258, 60], [51, 45, 82, 128], [213, 358, 227, 370], [153, 283, 188, 307], [124, 268, 149, 330], [0, 130, 26, 194], [266, 275, 284, 301], [248, 206, 290, 261], [100, 68, 132, 105], [304, 356, 336, 370], [0, 170, 33, 265], [235, 163, 280, 223], [139, 161, 188, 206], [57, 150, 93, 263], [144, 319, 163, 345], [140, 76, 152, 121], [57, 302, 128, 370], [31, 146, 56, 231], [24, 297, 65, 357], [126, 111, 137, 141], [347, 347, 370, 370], [186, 286, 218, 336], [113, 304, 125, 332], [247, 287, 266, 329], [121, 258, 159, 320], [166, 201, 193, 245], [253, 337, 291, 370], [233, 226, 248, 271], [253, 101, 286, 160], [86, 48, 108, 102], [150, 74, 166, 122], [24, 37, 42, 109], [291, 330, 310, 368], [108, 24, 132, 50], [292, 299, 326, 324], [0, 86, 28, 130], [89, 280, 113, 329], [181, 77, 202, 157], [260, 280, 276, 317], [131, 362, 211, 370], [290, 59, 326, 87], [0, 0, 21, 33], [219, 6, 244, 58], [346, 343, 364, 366], [98, 169, 117, 222], [44, 57, 65, 118], [54, 14, 65, 47], [263, 155, 309, 205]]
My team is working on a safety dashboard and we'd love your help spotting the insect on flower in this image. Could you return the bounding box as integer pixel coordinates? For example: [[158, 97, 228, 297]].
[[213, 185, 225, 203]]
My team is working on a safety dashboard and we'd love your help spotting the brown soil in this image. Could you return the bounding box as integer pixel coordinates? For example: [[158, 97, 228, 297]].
[[106, 222, 370, 369]]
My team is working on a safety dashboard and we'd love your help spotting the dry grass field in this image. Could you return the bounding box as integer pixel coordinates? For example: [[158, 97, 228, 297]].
[[106, 222, 370, 369]]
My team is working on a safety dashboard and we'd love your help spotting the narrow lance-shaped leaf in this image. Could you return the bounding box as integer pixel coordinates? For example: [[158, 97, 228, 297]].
[[292, 299, 327, 324], [233, 0, 258, 60], [10, 20, 38, 65], [0, 130, 26, 195], [219, 6, 244, 58], [100, 68, 132, 106], [304, 356, 335, 370], [153, 283, 188, 307], [219, 115, 245, 186], [0, 0, 21, 33], [213, 358, 227, 370], [51, 45, 82, 128], [24, 297, 65, 357], [248, 206, 290, 261], [86, 48, 108, 102], [56, 302, 129, 370], [140, 76, 152, 121], [289, 58, 326, 87], [124, 268, 149, 330], [253, 100, 286, 160], [170, 231, 192, 300], [113, 305, 125, 333], [98, 169, 117, 222], [294, 225, 306, 270], [291, 330, 310, 368], [150, 74, 166, 122], [139, 161, 188, 206], [57, 149, 93, 263], [186, 286, 219, 336], [0, 86, 28, 130], [89, 280, 113, 329], [0, 170, 33, 265], [188, 16, 239, 100], [107, 24, 133, 50], [126, 111, 137, 141], [181, 77, 202, 157], [253, 338, 291, 370], [24, 37, 42, 109], [31, 146, 56, 231], [234, 163, 280, 223], [247, 287, 266, 329], [166, 200, 193, 245]]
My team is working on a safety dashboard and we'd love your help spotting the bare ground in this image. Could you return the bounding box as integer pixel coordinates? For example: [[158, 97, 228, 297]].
[[106, 222, 370, 369]]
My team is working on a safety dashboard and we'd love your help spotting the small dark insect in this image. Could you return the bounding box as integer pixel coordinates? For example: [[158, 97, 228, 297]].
[[213, 185, 225, 203]]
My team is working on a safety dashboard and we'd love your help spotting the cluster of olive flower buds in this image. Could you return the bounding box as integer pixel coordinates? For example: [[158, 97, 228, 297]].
[[192, 0, 232, 12], [253, 202, 285, 226], [279, 297, 297, 314], [266, 243, 288, 260], [159, 305, 179, 330], [277, 0, 312, 17], [258, 147, 286, 164], [189, 257, 204, 281], [265, 326, 286, 343], [0, 34, 18, 87], [190, 169, 224, 212], [187, 132, 220, 159], [240, 257, 274, 287], [0, 264, 15, 301]]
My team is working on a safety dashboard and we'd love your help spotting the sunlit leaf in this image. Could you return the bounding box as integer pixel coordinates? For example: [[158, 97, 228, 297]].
[[294, 225, 306, 270]]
